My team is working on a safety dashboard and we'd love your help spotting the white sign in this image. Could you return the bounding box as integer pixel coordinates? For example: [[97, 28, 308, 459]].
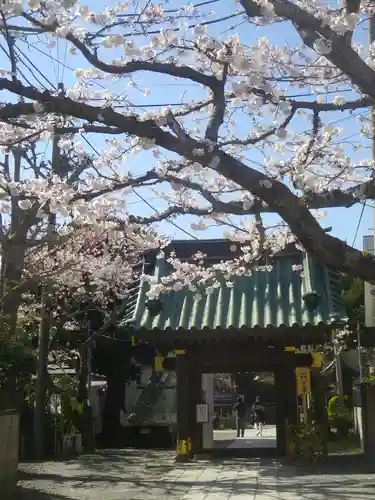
[[49, 394, 62, 415], [170, 413, 177, 424], [196, 403, 209, 423]]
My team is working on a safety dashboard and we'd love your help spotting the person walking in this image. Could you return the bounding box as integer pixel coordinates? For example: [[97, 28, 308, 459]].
[[234, 395, 247, 438], [252, 396, 266, 437]]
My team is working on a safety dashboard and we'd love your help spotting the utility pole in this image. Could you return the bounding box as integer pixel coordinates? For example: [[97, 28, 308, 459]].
[[334, 333, 345, 408], [357, 323, 364, 383], [33, 132, 60, 458], [77, 303, 94, 452], [33, 82, 64, 458], [362, 11, 375, 329], [363, 13, 375, 367], [371, 10, 375, 252], [365, 12, 375, 352]]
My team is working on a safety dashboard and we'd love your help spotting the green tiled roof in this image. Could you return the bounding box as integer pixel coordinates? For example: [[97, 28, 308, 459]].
[[122, 252, 346, 332]]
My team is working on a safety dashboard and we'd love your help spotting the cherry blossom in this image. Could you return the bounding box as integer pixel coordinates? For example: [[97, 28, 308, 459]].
[[0, 0, 373, 297]]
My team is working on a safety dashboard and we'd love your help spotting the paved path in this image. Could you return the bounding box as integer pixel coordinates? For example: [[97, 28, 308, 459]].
[[17, 449, 375, 500], [214, 426, 277, 449]]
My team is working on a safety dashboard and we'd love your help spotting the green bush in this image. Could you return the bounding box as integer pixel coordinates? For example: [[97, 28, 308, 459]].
[[328, 395, 352, 418], [328, 395, 353, 439], [50, 375, 83, 434], [219, 414, 237, 430]]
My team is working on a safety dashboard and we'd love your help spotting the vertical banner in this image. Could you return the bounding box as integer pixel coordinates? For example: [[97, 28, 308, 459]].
[[296, 367, 311, 395]]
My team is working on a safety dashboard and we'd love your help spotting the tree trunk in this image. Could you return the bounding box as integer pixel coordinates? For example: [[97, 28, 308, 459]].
[[0, 239, 26, 338], [0, 151, 29, 339], [77, 342, 94, 452], [33, 131, 62, 458], [101, 371, 126, 447], [33, 296, 51, 459]]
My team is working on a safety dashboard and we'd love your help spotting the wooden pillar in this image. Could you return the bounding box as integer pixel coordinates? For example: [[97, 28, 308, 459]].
[[311, 368, 328, 456], [176, 349, 203, 458], [361, 384, 375, 457], [311, 369, 328, 426], [188, 366, 203, 454], [275, 367, 297, 456], [176, 351, 191, 458]]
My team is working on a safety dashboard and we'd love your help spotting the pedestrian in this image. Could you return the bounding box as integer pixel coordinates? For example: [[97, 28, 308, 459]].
[[252, 396, 266, 437], [234, 395, 247, 438]]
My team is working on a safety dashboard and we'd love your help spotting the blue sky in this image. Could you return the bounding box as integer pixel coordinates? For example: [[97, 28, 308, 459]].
[[2, 0, 373, 249]]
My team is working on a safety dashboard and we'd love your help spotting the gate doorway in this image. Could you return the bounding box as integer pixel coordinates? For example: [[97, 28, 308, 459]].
[[118, 240, 347, 460], [210, 372, 277, 453], [175, 344, 304, 458]]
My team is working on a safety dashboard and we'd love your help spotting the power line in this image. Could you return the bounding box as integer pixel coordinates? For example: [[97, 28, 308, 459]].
[[352, 202, 365, 247], [79, 134, 198, 240], [14, 45, 57, 90], [131, 188, 199, 240]]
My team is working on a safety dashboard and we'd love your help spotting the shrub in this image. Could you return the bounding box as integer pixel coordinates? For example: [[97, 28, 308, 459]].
[[328, 395, 352, 418], [328, 395, 352, 439], [219, 414, 237, 430]]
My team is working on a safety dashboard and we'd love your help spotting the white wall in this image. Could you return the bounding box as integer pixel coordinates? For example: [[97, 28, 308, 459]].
[[202, 374, 214, 449], [354, 405, 364, 450], [125, 368, 177, 418]]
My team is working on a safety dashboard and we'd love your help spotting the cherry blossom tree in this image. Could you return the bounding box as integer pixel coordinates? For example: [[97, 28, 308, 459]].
[[0, 0, 375, 293], [27, 222, 159, 456], [0, 139, 161, 455], [215, 373, 236, 392]]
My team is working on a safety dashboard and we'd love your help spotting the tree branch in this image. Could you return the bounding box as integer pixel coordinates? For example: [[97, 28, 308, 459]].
[[0, 78, 372, 210], [220, 107, 296, 146], [22, 12, 220, 90], [241, 0, 375, 101], [166, 110, 191, 141], [0, 77, 374, 281], [205, 63, 228, 142]]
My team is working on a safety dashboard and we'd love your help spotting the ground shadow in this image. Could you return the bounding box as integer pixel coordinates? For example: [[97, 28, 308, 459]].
[[277, 454, 375, 476], [17, 450, 375, 500], [15, 485, 72, 500], [17, 449, 179, 497]]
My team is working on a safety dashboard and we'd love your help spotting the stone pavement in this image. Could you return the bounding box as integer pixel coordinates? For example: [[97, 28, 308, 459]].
[[16, 448, 375, 500], [213, 425, 277, 449], [226, 425, 277, 449]]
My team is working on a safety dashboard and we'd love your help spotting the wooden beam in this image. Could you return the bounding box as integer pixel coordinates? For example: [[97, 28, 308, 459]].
[[275, 367, 297, 456], [194, 345, 313, 370], [164, 349, 312, 372], [128, 327, 330, 347], [176, 352, 191, 458]]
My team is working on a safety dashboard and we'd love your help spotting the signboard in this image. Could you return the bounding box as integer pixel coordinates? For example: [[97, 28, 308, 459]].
[[196, 403, 209, 423], [170, 413, 177, 424], [296, 367, 311, 395], [49, 394, 62, 415], [312, 352, 322, 368], [154, 356, 164, 372]]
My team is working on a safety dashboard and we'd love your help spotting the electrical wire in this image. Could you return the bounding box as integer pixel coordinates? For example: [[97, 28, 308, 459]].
[[18, 34, 368, 245], [131, 188, 198, 240], [14, 45, 57, 90], [352, 202, 365, 247], [80, 134, 199, 240]]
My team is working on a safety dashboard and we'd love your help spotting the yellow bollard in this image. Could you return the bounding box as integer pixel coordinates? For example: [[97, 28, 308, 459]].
[[176, 438, 192, 456]]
